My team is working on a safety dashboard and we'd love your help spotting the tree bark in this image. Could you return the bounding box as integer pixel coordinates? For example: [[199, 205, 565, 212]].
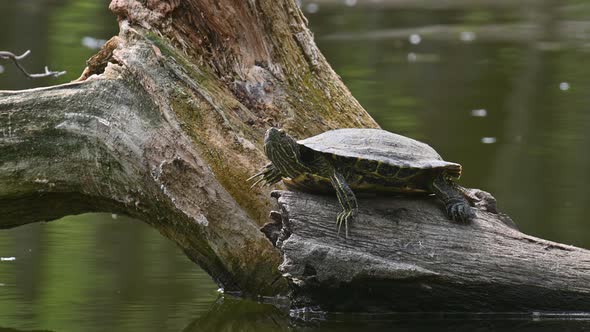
[[0, 0, 376, 297], [269, 190, 590, 311]]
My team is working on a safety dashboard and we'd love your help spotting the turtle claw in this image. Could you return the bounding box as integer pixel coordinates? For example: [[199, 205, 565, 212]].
[[247, 163, 283, 188], [336, 209, 358, 238], [249, 176, 265, 188], [246, 171, 263, 183]]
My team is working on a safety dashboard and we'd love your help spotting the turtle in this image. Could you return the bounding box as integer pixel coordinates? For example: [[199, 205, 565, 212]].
[[249, 127, 475, 237]]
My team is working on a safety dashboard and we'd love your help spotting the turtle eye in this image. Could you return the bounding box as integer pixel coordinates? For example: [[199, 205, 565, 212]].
[[278, 129, 286, 137]]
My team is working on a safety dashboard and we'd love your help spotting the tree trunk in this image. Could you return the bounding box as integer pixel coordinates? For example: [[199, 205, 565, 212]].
[[1, 0, 588, 311], [269, 190, 590, 311], [0, 0, 376, 297]]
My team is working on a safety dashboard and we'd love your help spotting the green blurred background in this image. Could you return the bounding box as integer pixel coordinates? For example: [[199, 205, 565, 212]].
[[1, 0, 590, 331]]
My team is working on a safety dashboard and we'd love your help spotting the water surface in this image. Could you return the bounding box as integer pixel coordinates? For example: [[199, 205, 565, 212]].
[[1, 0, 590, 331]]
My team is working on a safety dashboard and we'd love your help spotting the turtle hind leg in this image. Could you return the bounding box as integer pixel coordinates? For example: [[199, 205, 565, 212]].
[[430, 172, 475, 223]]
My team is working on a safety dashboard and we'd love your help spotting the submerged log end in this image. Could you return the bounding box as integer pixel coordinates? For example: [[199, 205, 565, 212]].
[[266, 190, 590, 312]]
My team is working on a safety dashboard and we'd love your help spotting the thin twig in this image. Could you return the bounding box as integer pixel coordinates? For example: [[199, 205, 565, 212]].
[[0, 50, 66, 78]]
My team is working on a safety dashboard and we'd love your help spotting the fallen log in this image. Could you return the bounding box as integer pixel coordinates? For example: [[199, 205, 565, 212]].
[[266, 190, 590, 312]]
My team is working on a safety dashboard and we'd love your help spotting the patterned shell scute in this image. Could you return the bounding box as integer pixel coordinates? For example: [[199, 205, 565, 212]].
[[298, 128, 461, 171]]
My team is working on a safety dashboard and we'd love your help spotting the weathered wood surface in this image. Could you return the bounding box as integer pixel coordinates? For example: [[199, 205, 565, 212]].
[[268, 190, 590, 312], [0, 0, 375, 297], [0, 75, 285, 295]]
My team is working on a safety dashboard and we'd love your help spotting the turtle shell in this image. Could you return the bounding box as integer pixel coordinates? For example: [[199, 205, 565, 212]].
[[298, 128, 461, 177]]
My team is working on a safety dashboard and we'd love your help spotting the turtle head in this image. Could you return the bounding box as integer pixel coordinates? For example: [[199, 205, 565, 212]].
[[264, 127, 303, 178]]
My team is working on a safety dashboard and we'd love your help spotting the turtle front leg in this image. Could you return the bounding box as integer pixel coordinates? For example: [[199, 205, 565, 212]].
[[430, 172, 475, 223], [329, 171, 358, 238], [247, 163, 283, 187]]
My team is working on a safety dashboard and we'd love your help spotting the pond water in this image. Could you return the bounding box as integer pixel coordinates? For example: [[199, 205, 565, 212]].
[[1, 0, 590, 331]]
